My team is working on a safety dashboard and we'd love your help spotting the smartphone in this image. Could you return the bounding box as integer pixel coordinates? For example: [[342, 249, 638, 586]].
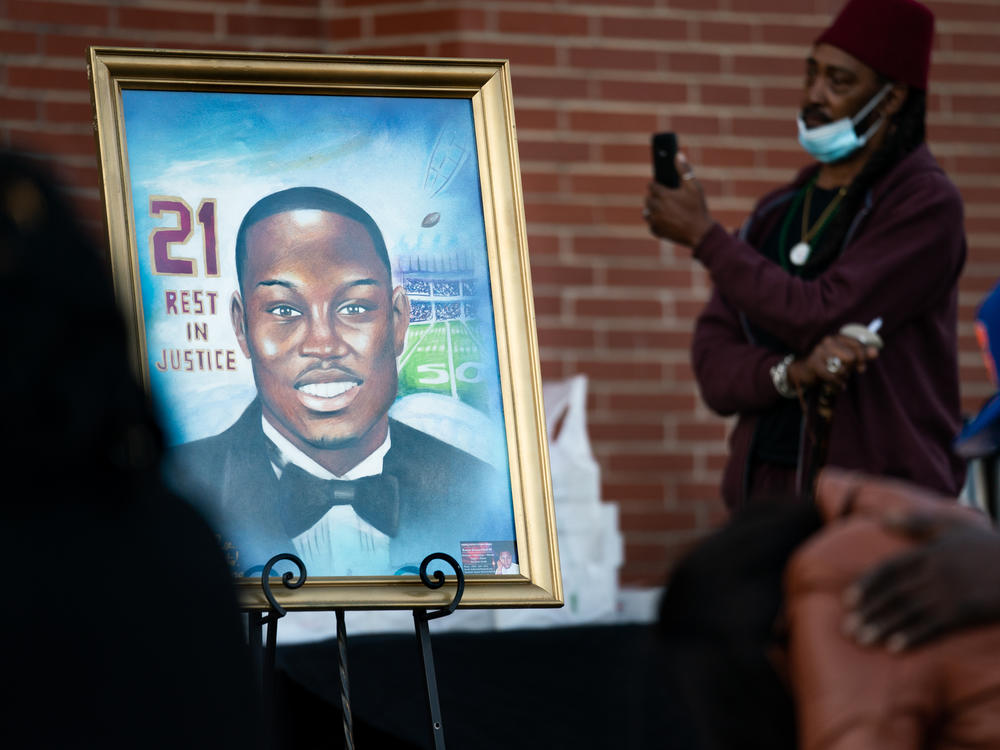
[[652, 132, 680, 188]]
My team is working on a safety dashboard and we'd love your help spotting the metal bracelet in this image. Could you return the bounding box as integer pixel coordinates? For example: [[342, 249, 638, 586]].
[[769, 353, 797, 398]]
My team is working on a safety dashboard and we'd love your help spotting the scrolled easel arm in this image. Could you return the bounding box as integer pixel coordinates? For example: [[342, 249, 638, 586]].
[[417, 552, 465, 619], [260, 553, 307, 617]]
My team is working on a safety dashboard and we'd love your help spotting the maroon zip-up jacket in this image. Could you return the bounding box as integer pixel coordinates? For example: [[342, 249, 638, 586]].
[[691, 144, 966, 510]]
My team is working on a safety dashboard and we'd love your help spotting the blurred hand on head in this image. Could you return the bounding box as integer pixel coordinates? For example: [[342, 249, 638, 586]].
[[842, 514, 1000, 652]]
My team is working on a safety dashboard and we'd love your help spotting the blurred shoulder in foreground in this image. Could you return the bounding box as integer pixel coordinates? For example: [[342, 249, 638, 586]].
[[0, 150, 263, 749]]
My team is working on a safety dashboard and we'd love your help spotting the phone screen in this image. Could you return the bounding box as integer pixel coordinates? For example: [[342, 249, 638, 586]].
[[652, 132, 679, 188]]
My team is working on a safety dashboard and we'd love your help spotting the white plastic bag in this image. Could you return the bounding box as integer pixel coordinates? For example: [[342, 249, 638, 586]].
[[495, 374, 623, 629]]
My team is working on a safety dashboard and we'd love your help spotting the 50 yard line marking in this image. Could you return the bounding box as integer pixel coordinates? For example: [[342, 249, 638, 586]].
[[397, 322, 436, 370], [445, 321, 458, 398], [457, 318, 483, 348]]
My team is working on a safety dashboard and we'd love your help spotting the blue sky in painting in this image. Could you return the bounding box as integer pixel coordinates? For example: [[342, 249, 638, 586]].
[[121, 89, 498, 448]]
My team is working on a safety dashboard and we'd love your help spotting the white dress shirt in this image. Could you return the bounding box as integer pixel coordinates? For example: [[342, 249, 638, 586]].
[[262, 416, 392, 576]]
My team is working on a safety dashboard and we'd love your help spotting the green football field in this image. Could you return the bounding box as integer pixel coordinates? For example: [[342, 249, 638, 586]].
[[398, 319, 492, 412]]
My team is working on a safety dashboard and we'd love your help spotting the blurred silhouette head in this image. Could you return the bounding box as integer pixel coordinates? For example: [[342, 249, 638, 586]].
[[0, 151, 162, 503]]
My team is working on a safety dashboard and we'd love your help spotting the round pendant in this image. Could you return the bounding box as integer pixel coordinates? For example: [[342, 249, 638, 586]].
[[790, 241, 811, 266]]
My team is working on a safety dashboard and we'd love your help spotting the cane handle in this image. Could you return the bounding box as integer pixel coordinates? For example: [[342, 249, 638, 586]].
[[840, 322, 884, 350]]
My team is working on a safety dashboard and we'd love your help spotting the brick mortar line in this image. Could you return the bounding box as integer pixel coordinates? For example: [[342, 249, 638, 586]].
[[0, 88, 92, 101], [458, 38, 829, 57], [5, 120, 92, 131], [517, 108, 1000, 129], [622, 530, 705, 542], [931, 0, 1000, 7], [3, 4, 996, 27], [419, 31, 821, 52], [7, 48, 1000, 81], [512, 79, 1000, 97], [454, 4, 832, 24], [930, 83, 1000, 94], [3, 21, 996, 42], [936, 24, 1000, 35], [552, 290, 708, 301], [947, 174, 1000, 185], [520, 163, 795, 177], [7, 1, 328, 17], [542, 320, 701, 332]]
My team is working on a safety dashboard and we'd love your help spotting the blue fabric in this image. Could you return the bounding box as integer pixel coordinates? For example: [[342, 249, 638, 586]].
[[955, 283, 1000, 457]]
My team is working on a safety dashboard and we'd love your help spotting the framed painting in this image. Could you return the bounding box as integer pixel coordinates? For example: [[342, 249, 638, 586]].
[[88, 47, 559, 611]]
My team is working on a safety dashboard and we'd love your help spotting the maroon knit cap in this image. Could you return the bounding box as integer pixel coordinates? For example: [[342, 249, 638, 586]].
[[816, 0, 935, 90]]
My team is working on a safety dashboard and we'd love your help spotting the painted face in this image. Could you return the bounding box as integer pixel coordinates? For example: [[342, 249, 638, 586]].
[[232, 209, 409, 474], [801, 43, 884, 130]]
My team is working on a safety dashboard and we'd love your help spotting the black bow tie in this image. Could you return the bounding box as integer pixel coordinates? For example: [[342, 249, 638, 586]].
[[276, 463, 400, 538]]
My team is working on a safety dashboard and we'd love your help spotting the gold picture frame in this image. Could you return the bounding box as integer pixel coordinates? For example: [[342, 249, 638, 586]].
[[88, 47, 560, 611]]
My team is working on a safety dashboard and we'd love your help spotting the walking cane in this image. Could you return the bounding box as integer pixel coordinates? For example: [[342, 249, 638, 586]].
[[804, 319, 884, 498]]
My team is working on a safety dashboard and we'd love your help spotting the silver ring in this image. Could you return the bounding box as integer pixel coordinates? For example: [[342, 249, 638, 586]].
[[682, 172, 696, 182], [826, 356, 842, 374]]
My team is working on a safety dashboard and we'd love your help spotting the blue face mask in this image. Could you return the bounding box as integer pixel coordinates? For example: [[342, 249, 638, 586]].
[[796, 83, 893, 163]]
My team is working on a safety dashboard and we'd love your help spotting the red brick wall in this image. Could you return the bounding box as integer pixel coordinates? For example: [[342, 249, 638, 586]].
[[2, 0, 998, 584]]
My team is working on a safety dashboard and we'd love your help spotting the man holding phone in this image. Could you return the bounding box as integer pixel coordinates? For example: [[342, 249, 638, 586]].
[[643, 0, 966, 509]]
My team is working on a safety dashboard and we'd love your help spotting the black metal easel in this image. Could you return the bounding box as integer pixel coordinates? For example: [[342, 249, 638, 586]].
[[248, 551, 465, 750], [247, 551, 307, 734], [411, 553, 465, 750]]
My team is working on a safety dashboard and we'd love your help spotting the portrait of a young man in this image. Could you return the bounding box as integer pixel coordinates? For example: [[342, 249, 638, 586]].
[[113, 90, 520, 579], [165, 187, 515, 576]]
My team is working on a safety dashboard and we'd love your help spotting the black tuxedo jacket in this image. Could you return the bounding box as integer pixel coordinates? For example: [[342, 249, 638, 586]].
[[165, 401, 515, 576]]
